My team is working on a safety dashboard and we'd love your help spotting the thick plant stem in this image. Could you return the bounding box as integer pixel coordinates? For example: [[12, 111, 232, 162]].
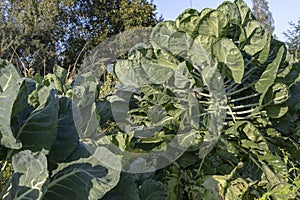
[[227, 83, 255, 96], [231, 103, 259, 110], [229, 93, 260, 103]]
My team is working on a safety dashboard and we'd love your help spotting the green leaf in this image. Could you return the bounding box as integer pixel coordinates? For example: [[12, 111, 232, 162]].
[[168, 32, 191, 58], [139, 180, 168, 200], [175, 9, 200, 37], [193, 34, 216, 52], [198, 8, 213, 21], [255, 46, 285, 93], [240, 122, 268, 152], [3, 150, 48, 200], [225, 178, 249, 200], [72, 73, 100, 140], [259, 152, 288, 179], [265, 105, 288, 119], [96, 99, 113, 126], [262, 83, 289, 106], [43, 74, 64, 93], [217, 1, 241, 25], [240, 20, 268, 56], [0, 61, 22, 149], [168, 32, 212, 67], [53, 65, 67, 85], [0, 82, 23, 149], [234, 0, 254, 24], [176, 131, 199, 148], [189, 35, 214, 67], [11, 79, 36, 118], [257, 34, 272, 64], [213, 38, 244, 83], [200, 176, 223, 200], [141, 59, 174, 84], [18, 85, 59, 153], [114, 60, 139, 88], [260, 162, 284, 190], [174, 61, 195, 89], [102, 173, 140, 200], [197, 10, 228, 38], [48, 97, 79, 168], [260, 82, 289, 118], [44, 146, 121, 200], [150, 21, 177, 51], [0, 60, 20, 92]]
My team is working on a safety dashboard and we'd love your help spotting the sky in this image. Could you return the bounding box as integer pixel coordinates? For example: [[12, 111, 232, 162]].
[[153, 0, 300, 41]]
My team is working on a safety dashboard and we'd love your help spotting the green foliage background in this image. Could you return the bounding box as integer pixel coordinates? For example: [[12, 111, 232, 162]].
[[0, 0, 160, 74]]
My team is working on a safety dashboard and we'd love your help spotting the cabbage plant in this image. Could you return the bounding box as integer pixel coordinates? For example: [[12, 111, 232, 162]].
[[102, 0, 300, 199], [0, 0, 300, 199]]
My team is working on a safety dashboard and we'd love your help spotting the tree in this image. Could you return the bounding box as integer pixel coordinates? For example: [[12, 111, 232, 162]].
[[283, 18, 300, 61], [0, 0, 160, 75], [251, 0, 275, 34], [0, 0, 73, 75], [58, 0, 160, 72]]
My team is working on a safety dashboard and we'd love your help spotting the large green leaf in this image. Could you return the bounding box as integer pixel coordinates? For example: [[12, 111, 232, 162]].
[[3, 150, 48, 200], [213, 38, 244, 83], [18, 85, 59, 153], [197, 10, 228, 38], [175, 9, 200, 37], [0, 61, 22, 149], [168, 32, 191, 58], [255, 46, 285, 93], [150, 21, 177, 51], [168, 32, 212, 67], [189, 35, 213, 67], [265, 105, 288, 119], [0, 82, 23, 150], [114, 59, 139, 88], [234, 0, 254, 24], [240, 20, 268, 56], [0, 60, 20, 92], [262, 83, 289, 118], [48, 97, 79, 168], [44, 146, 121, 200], [193, 34, 216, 52], [173, 61, 195, 89], [140, 59, 174, 84], [217, 1, 241, 25], [11, 79, 36, 119], [72, 73, 100, 140], [102, 173, 140, 200], [257, 34, 272, 64]]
